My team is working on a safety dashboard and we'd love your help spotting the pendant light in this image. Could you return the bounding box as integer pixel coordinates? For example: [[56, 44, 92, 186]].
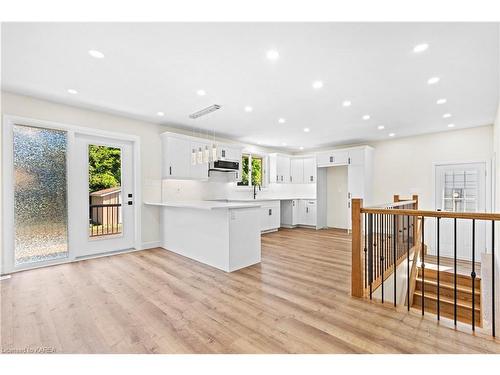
[[197, 146, 203, 164], [191, 148, 197, 165], [203, 145, 210, 163]]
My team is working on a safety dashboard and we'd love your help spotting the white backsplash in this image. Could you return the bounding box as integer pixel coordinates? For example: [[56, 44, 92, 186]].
[[156, 177, 316, 202]]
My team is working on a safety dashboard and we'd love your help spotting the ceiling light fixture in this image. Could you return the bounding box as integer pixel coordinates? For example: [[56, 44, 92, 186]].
[[303, 128, 310, 133], [278, 118, 286, 124], [266, 50, 280, 60], [67, 88, 78, 94], [362, 115, 370, 120], [157, 111, 164, 116], [189, 104, 221, 119], [342, 100, 352, 107], [436, 98, 447, 104], [413, 43, 429, 53], [312, 81, 324, 89], [88, 49, 105, 59], [389, 133, 396, 137], [448, 123, 455, 128], [427, 76, 440, 85], [377, 125, 385, 130], [196, 89, 206, 96], [244, 106, 253, 112], [443, 113, 452, 118]]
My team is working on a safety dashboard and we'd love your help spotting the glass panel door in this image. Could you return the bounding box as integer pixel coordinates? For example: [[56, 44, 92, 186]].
[[13, 124, 68, 265]]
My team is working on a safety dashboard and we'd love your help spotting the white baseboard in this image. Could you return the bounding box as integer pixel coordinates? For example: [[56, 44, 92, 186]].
[[141, 241, 162, 250]]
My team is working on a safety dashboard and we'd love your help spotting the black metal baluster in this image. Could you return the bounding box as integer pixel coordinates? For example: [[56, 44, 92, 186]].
[[364, 213, 368, 289], [454, 218, 457, 326], [471, 219, 476, 331], [407, 215, 410, 311], [492, 220, 496, 337], [437, 217, 441, 320], [369, 213, 373, 299], [393, 213, 397, 307], [381, 213, 384, 304], [421, 216, 425, 316]]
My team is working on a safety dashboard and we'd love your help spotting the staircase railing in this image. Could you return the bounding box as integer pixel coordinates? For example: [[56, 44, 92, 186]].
[[351, 195, 497, 337]]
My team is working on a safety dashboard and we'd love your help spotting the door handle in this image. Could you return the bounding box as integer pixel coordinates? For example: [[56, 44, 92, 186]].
[[169, 166, 172, 175]]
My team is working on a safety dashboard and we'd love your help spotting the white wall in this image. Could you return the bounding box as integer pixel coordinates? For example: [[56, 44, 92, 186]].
[[370, 126, 493, 210], [326, 166, 348, 229]]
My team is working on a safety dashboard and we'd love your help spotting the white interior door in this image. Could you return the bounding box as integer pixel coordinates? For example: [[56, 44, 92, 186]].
[[72, 134, 136, 258], [433, 162, 488, 260]]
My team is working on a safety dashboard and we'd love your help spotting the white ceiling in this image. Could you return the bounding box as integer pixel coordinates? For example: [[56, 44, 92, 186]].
[[2, 22, 499, 151]]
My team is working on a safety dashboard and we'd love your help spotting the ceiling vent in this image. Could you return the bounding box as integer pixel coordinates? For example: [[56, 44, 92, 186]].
[[189, 104, 221, 119]]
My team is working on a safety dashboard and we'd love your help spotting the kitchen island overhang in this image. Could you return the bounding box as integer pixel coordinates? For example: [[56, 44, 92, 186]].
[[145, 201, 262, 272]]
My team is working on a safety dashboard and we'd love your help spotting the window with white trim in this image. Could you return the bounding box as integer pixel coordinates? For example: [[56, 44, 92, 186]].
[[237, 153, 265, 187]]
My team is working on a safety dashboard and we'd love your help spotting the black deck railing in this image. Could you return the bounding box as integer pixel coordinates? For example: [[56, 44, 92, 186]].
[[89, 203, 122, 237], [352, 195, 498, 337]]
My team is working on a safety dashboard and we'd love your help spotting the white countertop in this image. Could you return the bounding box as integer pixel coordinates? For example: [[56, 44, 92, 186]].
[[213, 197, 316, 202], [144, 200, 262, 210]]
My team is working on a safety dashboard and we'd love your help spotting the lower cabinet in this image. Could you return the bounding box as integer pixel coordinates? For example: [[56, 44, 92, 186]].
[[260, 201, 281, 232], [280, 199, 316, 227]]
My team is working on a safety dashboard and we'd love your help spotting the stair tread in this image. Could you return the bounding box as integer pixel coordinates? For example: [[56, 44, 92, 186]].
[[413, 290, 480, 311], [418, 266, 482, 281], [416, 277, 481, 295]]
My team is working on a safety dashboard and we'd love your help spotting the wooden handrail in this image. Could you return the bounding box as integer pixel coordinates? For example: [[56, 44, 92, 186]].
[[367, 200, 417, 209], [360, 208, 500, 221]]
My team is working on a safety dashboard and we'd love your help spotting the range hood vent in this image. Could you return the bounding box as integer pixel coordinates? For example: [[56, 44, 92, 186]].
[[189, 104, 222, 119]]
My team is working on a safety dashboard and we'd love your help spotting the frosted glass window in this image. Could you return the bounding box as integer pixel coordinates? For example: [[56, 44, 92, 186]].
[[13, 125, 68, 265]]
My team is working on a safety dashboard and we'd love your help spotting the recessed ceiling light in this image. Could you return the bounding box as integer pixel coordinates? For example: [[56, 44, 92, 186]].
[[443, 113, 452, 118], [278, 118, 286, 124], [196, 89, 206, 96], [413, 43, 429, 53], [88, 49, 104, 59], [67, 88, 78, 94], [281, 142, 287, 146], [342, 100, 352, 107], [312, 81, 324, 89], [427, 76, 440, 85], [157, 111, 164, 116], [303, 127, 310, 133], [362, 115, 370, 120], [436, 98, 447, 104], [299, 146, 304, 150], [377, 125, 385, 130], [244, 106, 253, 112], [448, 123, 455, 128], [266, 50, 280, 60], [389, 133, 396, 137]]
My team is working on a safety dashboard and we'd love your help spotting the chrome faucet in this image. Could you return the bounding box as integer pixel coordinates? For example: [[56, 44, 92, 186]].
[[253, 183, 261, 199]]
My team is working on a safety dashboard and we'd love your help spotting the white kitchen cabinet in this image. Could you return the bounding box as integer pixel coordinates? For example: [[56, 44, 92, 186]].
[[303, 157, 317, 183], [316, 150, 349, 167], [299, 199, 317, 226], [162, 134, 192, 179], [260, 200, 281, 232], [269, 154, 290, 184], [290, 158, 304, 184], [347, 148, 365, 166], [217, 144, 242, 162], [280, 199, 300, 227]]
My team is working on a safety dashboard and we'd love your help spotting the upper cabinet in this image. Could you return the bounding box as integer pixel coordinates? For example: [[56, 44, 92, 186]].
[[302, 157, 317, 183], [269, 154, 290, 183], [161, 132, 242, 180], [289, 156, 316, 184], [316, 150, 349, 167]]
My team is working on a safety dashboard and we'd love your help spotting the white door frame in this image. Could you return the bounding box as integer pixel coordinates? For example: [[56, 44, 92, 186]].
[[431, 159, 492, 254], [1, 115, 142, 274]]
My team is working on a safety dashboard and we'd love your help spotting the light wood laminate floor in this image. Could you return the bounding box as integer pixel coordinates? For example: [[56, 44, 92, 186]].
[[1, 228, 499, 353]]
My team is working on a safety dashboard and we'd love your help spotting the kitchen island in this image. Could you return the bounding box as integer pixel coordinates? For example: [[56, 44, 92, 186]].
[[145, 201, 262, 272]]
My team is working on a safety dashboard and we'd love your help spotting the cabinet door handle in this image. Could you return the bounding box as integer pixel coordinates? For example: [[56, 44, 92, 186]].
[[329, 156, 334, 163], [290, 175, 292, 182], [268, 209, 272, 216], [306, 207, 309, 213], [281, 175, 283, 182], [310, 175, 313, 182], [348, 192, 351, 199], [292, 201, 295, 206], [276, 174, 279, 182], [169, 166, 172, 175], [348, 157, 351, 164]]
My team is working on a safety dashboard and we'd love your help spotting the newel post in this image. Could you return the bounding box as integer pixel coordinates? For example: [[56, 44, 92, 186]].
[[351, 198, 364, 298]]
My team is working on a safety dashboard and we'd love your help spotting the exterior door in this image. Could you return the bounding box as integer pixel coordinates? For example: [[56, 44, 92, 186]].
[[72, 134, 135, 257], [433, 162, 488, 260]]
